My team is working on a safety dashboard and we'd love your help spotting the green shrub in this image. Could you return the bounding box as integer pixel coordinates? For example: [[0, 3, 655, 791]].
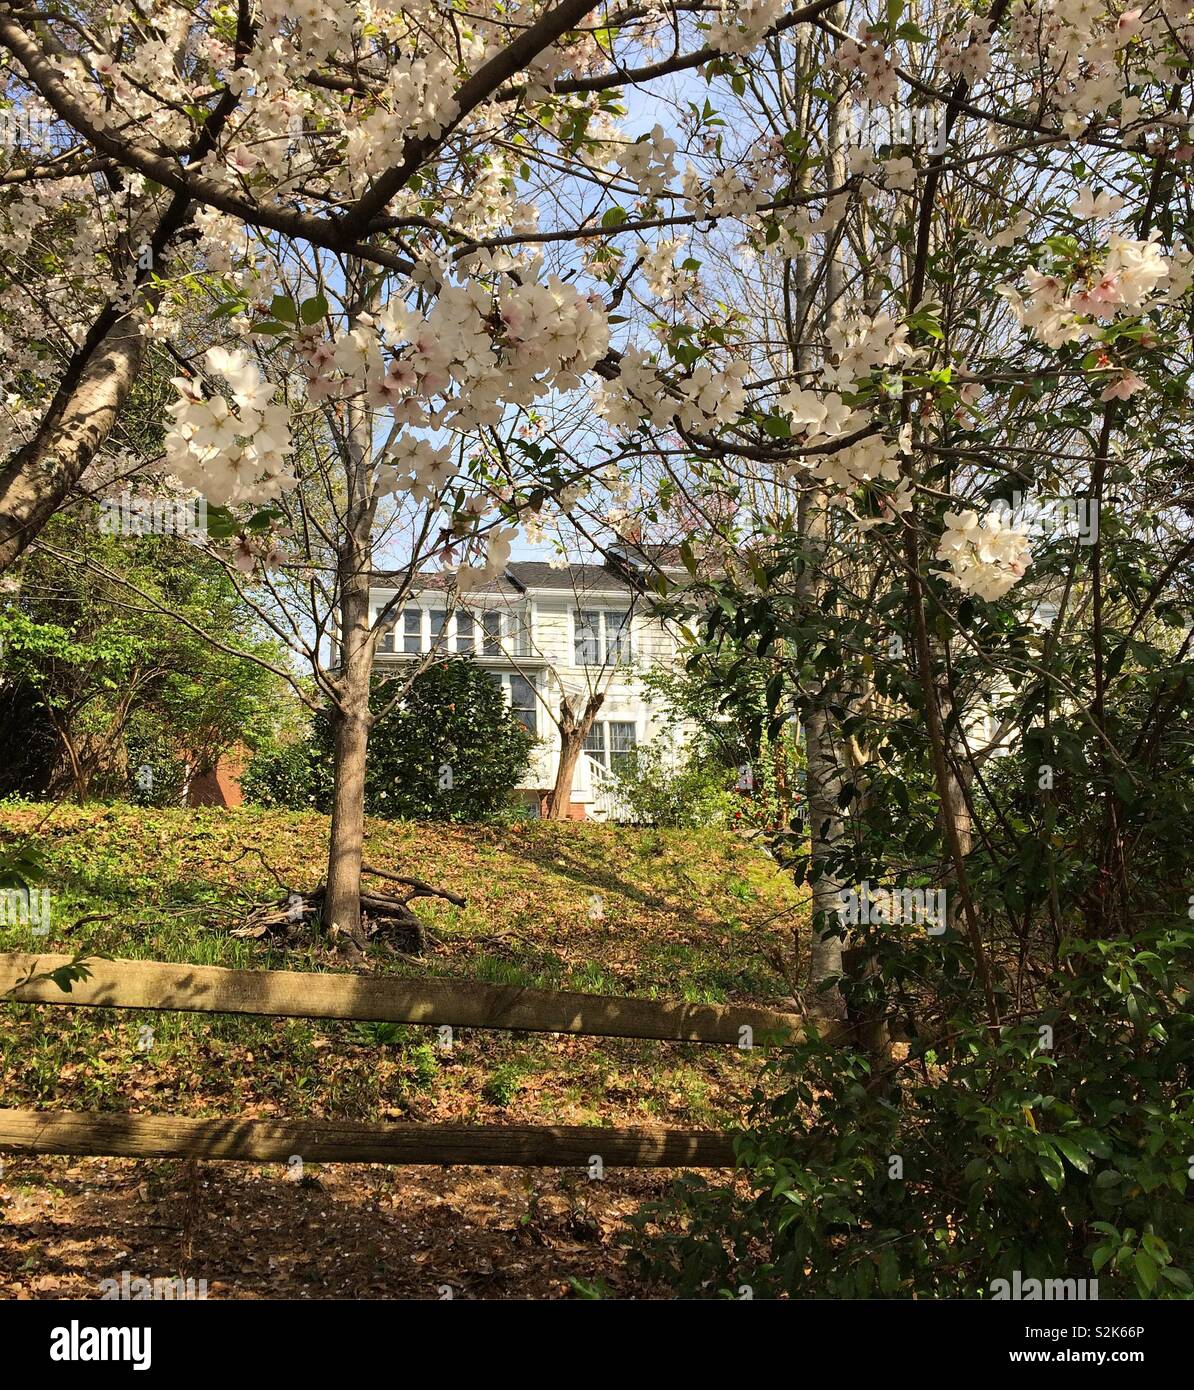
[[403, 1041, 440, 1091], [612, 741, 737, 828], [365, 659, 532, 822], [241, 659, 533, 822], [240, 732, 332, 810], [631, 926, 1194, 1299], [482, 1061, 526, 1108]]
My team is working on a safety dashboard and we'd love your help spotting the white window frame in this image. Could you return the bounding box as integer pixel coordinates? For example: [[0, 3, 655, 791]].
[[583, 719, 637, 769], [573, 608, 633, 666]]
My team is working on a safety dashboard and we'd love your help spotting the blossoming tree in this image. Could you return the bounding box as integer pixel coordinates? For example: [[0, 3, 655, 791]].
[[2, 0, 1191, 983]]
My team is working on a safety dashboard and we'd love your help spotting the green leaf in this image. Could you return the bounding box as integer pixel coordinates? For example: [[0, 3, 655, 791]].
[[1052, 1137, 1093, 1173], [1133, 1249, 1159, 1293], [299, 293, 329, 325]]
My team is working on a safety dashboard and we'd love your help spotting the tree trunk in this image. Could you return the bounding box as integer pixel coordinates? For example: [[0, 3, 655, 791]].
[[324, 702, 371, 938], [321, 265, 381, 938], [797, 49, 849, 1024], [544, 692, 603, 819], [801, 661, 848, 1017]]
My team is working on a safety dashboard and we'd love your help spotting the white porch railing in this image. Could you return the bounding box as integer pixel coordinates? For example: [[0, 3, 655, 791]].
[[580, 752, 641, 824]]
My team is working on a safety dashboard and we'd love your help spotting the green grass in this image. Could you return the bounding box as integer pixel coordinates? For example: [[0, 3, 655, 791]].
[[0, 801, 807, 1129]]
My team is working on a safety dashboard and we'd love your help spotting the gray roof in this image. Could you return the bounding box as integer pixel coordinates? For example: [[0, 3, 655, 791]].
[[507, 561, 634, 592], [375, 545, 690, 598], [374, 560, 636, 596]]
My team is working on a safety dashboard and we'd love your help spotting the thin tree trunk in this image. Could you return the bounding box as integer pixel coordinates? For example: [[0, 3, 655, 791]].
[[798, 28, 849, 1022], [321, 266, 380, 938], [324, 701, 371, 937], [545, 692, 603, 819]]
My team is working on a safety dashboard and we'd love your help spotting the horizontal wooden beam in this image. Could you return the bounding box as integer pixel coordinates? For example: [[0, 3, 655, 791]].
[[0, 952, 808, 1045], [0, 1109, 737, 1167]]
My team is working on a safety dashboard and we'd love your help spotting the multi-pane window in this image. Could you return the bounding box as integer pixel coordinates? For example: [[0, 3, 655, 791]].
[[608, 720, 636, 771], [582, 722, 605, 764], [485, 671, 537, 734], [509, 674, 537, 734], [383, 606, 509, 656], [583, 720, 637, 770], [575, 610, 601, 664], [574, 609, 632, 665], [403, 609, 422, 654], [605, 610, 633, 663]]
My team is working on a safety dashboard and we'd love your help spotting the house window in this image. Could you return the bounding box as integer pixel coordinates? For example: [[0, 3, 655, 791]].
[[574, 609, 632, 665], [582, 722, 606, 766], [485, 671, 537, 734], [606, 610, 633, 663], [403, 609, 422, 654], [609, 720, 637, 771], [428, 610, 446, 649], [509, 674, 537, 734], [454, 614, 479, 654], [583, 721, 637, 770], [377, 615, 395, 653], [482, 611, 502, 655], [575, 610, 601, 664]]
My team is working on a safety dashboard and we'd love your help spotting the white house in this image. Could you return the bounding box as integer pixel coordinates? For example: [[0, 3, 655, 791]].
[[369, 557, 692, 819]]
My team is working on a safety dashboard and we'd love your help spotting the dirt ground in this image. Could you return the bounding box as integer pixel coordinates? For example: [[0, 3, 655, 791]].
[[0, 1152, 707, 1300]]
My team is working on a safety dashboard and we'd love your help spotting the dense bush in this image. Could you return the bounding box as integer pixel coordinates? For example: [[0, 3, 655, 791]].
[[242, 659, 533, 822], [239, 730, 333, 811], [612, 741, 736, 828], [632, 925, 1194, 1299], [364, 659, 533, 821]]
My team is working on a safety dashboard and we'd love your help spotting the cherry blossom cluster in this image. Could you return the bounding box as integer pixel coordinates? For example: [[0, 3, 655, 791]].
[[937, 25, 992, 84], [164, 348, 294, 506], [997, 228, 1172, 365], [594, 346, 749, 433], [825, 311, 918, 389], [828, 34, 900, 106], [375, 436, 455, 501], [935, 509, 1032, 601], [610, 125, 679, 198], [640, 238, 697, 304], [292, 267, 609, 434], [342, 52, 460, 186], [708, 0, 789, 56], [1004, 0, 1189, 136], [778, 386, 910, 512]]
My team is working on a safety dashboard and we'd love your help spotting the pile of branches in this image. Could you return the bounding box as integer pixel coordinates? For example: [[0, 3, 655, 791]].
[[233, 861, 466, 957]]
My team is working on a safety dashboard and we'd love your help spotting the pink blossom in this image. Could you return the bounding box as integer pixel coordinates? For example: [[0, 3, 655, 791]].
[[1100, 369, 1146, 402]]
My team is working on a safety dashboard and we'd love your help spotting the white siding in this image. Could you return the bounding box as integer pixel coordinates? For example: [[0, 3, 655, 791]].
[[369, 581, 694, 815]]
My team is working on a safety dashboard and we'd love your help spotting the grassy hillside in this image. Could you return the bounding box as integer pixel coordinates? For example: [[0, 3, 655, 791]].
[[0, 803, 806, 1130], [0, 804, 808, 1298]]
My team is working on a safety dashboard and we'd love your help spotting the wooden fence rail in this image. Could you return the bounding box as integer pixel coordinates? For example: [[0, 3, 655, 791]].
[[0, 1109, 737, 1168], [0, 950, 817, 1169], [0, 952, 806, 1045]]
